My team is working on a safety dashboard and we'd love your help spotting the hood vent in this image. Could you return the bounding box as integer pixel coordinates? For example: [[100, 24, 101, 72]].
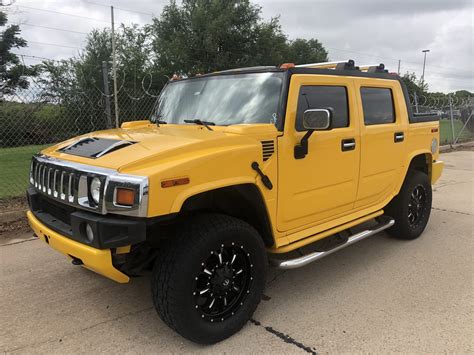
[[59, 137, 135, 159], [261, 140, 275, 161]]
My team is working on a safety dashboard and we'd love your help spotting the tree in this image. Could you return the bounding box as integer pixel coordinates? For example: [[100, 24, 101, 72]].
[[151, 0, 328, 75], [0, 11, 37, 99], [285, 38, 328, 64], [401, 72, 428, 100]]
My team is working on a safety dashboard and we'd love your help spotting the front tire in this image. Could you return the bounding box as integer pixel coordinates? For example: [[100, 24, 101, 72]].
[[385, 170, 432, 239], [151, 214, 267, 344]]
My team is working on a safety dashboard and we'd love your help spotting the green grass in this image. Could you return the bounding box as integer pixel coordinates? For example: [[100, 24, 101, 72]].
[[0, 145, 50, 199], [440, 119, 474, 145]]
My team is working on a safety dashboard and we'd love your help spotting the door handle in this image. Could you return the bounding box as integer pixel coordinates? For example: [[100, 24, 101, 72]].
[[394, 132, 404, 143], [341, 138, 356, 151]]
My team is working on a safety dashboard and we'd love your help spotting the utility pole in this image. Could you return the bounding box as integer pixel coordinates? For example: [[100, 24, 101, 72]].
[[421, 49, 430, 86], [397, 59, 401, 75], [111, 6, 119, 128], [101, 61, 112, 129]]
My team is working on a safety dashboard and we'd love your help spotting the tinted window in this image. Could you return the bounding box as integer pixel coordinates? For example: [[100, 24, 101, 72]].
[[295, 86, 349, 131], [360, 87, 395, 125]]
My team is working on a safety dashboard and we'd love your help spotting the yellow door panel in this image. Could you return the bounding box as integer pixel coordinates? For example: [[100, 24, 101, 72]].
[[277, 75, 360, 233], [355, 80, 408, 209]]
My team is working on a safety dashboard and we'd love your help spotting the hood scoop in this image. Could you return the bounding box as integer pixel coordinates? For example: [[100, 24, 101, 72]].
[[59, 137, 136, 159]]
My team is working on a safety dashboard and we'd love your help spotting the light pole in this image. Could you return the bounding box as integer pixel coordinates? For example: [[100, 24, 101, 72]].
[[421, 49, 430, 86]]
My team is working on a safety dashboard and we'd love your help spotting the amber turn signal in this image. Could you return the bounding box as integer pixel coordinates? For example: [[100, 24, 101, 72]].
[[161, 177, 190, 188], [116, 188, 135, 206], [280, 63, 295, 69]]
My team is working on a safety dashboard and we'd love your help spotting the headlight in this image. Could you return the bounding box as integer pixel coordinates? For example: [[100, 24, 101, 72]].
[[90, 177, 101, 204]]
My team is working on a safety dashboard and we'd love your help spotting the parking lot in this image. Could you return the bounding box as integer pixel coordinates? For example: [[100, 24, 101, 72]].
[[1, 150, 472, 354]]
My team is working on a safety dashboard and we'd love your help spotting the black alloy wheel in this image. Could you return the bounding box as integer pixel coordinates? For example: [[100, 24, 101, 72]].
[[408, 185, 427, 227], [193, 243, 253, 322]]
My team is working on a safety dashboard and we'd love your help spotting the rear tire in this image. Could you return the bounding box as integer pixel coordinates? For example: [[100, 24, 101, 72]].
[[151, 214, 267, 344], [385, 170, 432, 240]]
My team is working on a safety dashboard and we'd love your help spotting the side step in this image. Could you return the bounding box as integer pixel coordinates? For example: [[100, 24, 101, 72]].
[[269, 217, 395, 270]]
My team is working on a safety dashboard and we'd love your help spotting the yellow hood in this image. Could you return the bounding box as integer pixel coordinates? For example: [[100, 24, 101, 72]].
[[42, 123, 279, 173]]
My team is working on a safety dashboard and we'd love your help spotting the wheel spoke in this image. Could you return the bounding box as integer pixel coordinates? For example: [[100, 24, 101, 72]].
[[209, 298, 215, 309], [203, 268, 212, 275]]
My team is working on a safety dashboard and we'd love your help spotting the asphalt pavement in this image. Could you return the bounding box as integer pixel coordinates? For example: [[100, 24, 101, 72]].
[[1, 150, 472, 354]]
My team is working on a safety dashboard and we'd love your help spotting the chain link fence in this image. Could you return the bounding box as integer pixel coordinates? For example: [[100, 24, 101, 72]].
[[410, 93, 474, 145], [0, 65, 161, 200], [1, 73, 473, 200]]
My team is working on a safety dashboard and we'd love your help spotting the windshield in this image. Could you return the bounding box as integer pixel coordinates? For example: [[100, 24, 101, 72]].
[[152, 72, 284, 126]]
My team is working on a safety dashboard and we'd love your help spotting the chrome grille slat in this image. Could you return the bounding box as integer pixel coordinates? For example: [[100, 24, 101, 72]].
[[34, 163, 39, 188], [60, 171, 66, 200], [30, 161, 35, 184], [42, 166, 47, 192], [53, 170, 59, 197], [38, 165, 43, 189], [47, 168, 52, 195], [68, 173, 74, 203]]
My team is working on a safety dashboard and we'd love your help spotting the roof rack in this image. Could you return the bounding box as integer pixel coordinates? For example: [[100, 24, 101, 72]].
[[359, 63, 388, 73]]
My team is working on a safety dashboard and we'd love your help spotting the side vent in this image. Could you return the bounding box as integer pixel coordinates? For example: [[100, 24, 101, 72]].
[[261, 140, 275, 161]]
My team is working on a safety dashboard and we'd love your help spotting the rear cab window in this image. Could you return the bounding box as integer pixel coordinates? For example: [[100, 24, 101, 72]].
[[360, 87, 395, 125], [295, 86, 349, 131]]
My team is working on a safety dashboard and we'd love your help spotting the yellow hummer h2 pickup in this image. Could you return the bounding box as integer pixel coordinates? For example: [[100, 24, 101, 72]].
[[26, 60, 444, 344]]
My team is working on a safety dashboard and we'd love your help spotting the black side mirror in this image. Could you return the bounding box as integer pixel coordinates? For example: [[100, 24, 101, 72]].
[[294, 109, 332, 159]]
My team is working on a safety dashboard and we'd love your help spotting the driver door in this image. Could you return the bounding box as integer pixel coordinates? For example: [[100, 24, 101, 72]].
[[277, 74, 360, 232]]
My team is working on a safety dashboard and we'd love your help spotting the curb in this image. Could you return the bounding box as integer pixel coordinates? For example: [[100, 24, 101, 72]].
[[440, 140, 474, 153], [0, 210, 27, 224]]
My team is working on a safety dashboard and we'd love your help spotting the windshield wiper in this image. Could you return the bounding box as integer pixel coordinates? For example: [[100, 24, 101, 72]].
[[184, 119, 215, 131]]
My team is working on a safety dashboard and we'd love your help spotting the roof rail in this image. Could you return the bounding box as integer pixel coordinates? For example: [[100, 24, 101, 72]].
[[296, 59, 359, 71], [295, 60, 350, 69]]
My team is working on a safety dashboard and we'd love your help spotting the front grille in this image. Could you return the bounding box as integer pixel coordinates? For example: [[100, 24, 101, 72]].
[[261, 140, 275, 161], [31, 158, 79, 204], [29, 154, 148, 218], [29, 155, 109, 213]]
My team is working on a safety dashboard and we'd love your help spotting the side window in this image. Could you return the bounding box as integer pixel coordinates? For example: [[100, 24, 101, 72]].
[[295, 86, 349, 131], [360, 87, 395, 125]]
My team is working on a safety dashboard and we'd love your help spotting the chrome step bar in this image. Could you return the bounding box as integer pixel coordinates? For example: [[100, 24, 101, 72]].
[[270, 217, 395, 270]]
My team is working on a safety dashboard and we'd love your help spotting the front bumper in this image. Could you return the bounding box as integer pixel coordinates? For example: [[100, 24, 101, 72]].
[[27, 187, 146, 249], [27, 211, 130, 283]]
